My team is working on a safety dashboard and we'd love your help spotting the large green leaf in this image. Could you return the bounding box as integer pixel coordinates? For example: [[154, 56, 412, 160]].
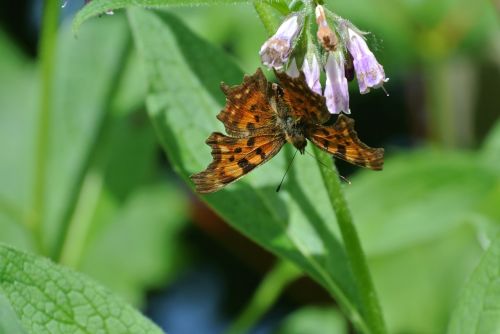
[[49, 15, 188, 306], [78, 183, 188, 306], [448, 233, 500, 333], [345, 149, 499, 332], [127, 7, 370, 330], [0, 244, 163, 334], [0, 30, 38, 250], [347, 150, 497, 256], [43, 15, 132, 256], [73, 0, 255, 33]]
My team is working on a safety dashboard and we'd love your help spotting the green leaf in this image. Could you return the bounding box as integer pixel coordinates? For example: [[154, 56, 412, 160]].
[[370, 222, 484, 333], [344, 149, 499, 332], [0, 244, 163, 334], [481, 118, 500, 173], [128, 7, 367, 330], [44, 15, 132, 256], [0, 29, 38, 250], [78, 184, 188, 306], [448, 233, 500, 334], [73, 0, 254, 33], [275, 306, 347, 334], [0, 292, 28, 334], [347, 150, 497, 256], [50, 18, 186, 305]]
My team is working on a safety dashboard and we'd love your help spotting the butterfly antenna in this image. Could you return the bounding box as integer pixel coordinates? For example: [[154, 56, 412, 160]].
[[304, 150, 351, 184], [276, 150, 299, 192]]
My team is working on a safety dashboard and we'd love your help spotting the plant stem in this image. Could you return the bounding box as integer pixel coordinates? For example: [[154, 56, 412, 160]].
[[313, 146, 387, 334], [225, 260, 301, 334], [30, 0, 60, 255]]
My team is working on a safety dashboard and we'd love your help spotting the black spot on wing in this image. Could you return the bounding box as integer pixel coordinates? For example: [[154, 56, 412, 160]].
[[247, 137, 255, 147], [337, 144, 346, 156], [255, 147, 266, 160], [322, 139, 329, 149], [238, 158, 255, 173]]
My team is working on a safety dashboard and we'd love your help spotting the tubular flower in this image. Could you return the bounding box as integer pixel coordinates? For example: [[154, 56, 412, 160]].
[[302, 55, 322, 95], [286, 55, 322, 95], [258, 3, 388, 115], [324, 52, 350, 114], [344, 24, 388, 94], [260, 14, 303, 70]]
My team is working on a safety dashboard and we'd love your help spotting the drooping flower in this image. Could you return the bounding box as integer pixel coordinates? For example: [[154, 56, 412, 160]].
[[286, 55, 322, 95], [343, 22, 388, 94], [324, 52, 350, 114], [260, 14, 303, 70], [302, 55, 322, 95]]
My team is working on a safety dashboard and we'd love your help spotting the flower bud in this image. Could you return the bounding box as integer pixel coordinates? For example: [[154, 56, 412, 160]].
[[315, 5, 338, 51]]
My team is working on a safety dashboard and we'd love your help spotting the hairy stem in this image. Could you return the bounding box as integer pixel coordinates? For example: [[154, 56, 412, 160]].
[[313, 146, 387, 334], [30, 0, 60, 255]]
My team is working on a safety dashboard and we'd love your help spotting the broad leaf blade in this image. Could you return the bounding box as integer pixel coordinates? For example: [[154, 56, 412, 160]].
[[73, 0, 253, 33], [44, 15, 131, 256], [79, 184, 188, 306], [347, 150, 497, 256], [128, 7, 365, 329], [345, 149, 499, 332], [0, 30, 38, 250], [0, 244, 163, 334], [448, 234, 500, 334]]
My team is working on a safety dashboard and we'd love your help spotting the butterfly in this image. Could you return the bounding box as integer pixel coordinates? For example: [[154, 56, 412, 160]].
[[190, 68, 384, 193]]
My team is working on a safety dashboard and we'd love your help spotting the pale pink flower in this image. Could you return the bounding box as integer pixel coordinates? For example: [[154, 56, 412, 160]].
[[344, 24, 388, 94], [260, 14, 302, 70], [324, 52, 350, 114]]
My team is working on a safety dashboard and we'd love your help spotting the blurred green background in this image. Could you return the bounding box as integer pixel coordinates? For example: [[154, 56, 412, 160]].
[[0, 0, 499, 333]]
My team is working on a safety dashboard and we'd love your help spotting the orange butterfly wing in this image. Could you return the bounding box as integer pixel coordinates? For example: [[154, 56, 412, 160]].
[[191, 69, 285, 193], [308, 114, 384, 170], [274, 69, 330, 125], [191, 133, 285, 193], [217, 68, 276, 137]]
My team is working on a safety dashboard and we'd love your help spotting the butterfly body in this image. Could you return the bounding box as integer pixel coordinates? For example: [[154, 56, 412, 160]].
[[191, 68, 384, 194], [272, 89, 308, 154]]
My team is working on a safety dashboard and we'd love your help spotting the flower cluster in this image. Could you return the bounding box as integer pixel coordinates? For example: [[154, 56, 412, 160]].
[[259, 4, 388, 114]]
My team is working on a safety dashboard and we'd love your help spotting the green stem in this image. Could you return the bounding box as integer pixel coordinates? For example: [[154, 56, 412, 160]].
[[30, 0, 60, 255], [58, 168, 104, 267], [313, 146, 387, 334], [225, 260, 301, 334]]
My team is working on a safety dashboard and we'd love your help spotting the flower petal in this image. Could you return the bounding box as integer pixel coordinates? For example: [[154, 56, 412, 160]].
[[259, 14, 302, 69], [324, 52, 350, 114], [345, 27, 388, 94], [302, 55, 322, 95]]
